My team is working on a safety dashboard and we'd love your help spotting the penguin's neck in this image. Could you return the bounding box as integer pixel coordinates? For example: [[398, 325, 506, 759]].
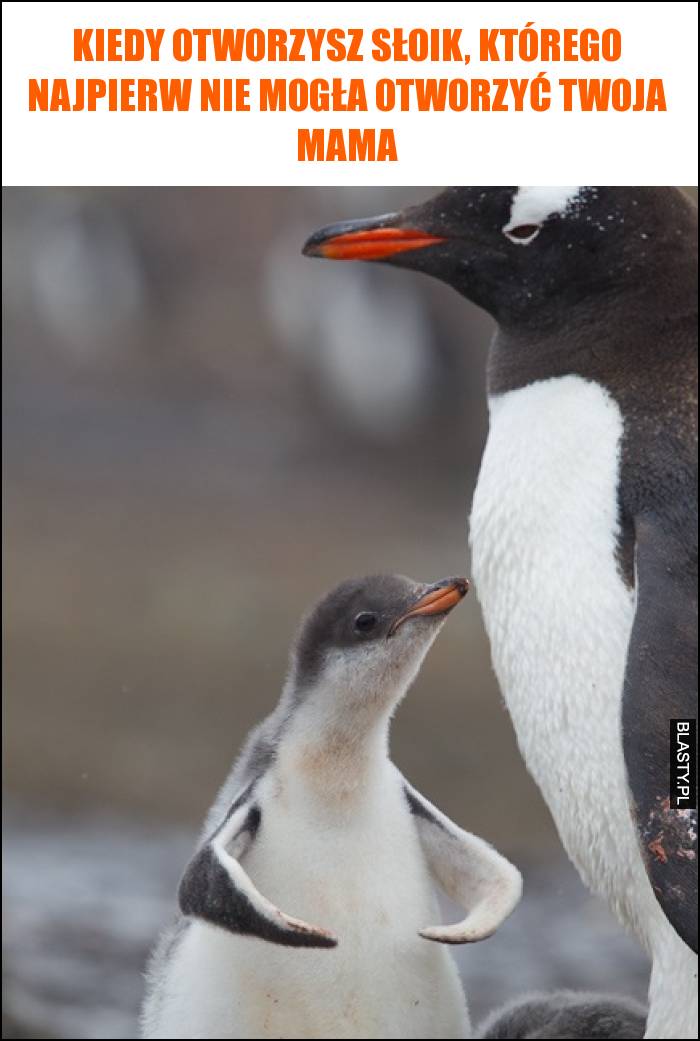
[[488, 278, 695, 400], [274, 689, 398, 807]]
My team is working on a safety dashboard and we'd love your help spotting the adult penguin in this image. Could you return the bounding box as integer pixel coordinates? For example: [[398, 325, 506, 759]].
[[304, 187, 698, 1038]]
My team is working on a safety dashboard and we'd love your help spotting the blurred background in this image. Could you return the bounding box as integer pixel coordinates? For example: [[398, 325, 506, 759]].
[[5, 186, 685, 1037]]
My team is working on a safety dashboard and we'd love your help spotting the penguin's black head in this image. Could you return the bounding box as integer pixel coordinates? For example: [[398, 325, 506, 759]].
[[291, 573, 468, 693], [303, 187, 695, 326]]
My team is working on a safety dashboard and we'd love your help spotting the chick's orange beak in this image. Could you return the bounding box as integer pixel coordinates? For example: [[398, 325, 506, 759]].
[[388, 578, 469, 637]]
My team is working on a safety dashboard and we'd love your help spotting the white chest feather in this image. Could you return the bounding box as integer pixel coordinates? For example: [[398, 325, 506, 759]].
[[470, 375, 698, 1039], [150, 766, 467, 1040], [471, 377, 644, 913]]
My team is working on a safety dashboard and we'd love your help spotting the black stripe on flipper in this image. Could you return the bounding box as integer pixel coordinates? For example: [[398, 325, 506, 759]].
[[206, 783, 259, 844], [221, 782, 256, 827], [245, 804, 261, 840], [178, 814, 334, 948], [404, 784, 447, 830]]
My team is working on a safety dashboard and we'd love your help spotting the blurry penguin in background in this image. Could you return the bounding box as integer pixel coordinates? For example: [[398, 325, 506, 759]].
[[479, 990, 646, 1039]]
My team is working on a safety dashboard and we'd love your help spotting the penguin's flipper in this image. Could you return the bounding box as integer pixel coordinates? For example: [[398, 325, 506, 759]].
[[403, 781, 522, 943], [622, 511, 698, 953], [178, 797, 338, 948]]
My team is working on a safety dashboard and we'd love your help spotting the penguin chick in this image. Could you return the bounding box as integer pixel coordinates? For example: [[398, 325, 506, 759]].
[[478, 990, 647, 1039], [141, 573, 522, 1040]]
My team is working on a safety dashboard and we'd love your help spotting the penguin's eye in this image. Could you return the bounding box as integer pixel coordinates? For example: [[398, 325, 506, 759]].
[[354, 611, 379, 636], [503, 223, 542, 245]]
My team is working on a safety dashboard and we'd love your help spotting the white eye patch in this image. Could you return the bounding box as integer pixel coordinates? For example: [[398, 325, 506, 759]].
[[503, 223, 542, 245], [502, 186, 583, 246]]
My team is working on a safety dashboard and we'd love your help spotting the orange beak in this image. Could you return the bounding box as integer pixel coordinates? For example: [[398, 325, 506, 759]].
[[303, 216, 447, 261], [388, 578, 469, 637]]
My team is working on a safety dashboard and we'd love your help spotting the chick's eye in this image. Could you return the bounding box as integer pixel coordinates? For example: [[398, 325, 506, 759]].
[[503, 223, 542, 245], [354, 611, 378, 635]]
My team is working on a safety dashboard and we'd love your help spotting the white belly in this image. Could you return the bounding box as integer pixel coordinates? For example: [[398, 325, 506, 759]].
[[146, 765, 468, 1039], [470, 375, 697, 1038], [471, 376, 640, 918]]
